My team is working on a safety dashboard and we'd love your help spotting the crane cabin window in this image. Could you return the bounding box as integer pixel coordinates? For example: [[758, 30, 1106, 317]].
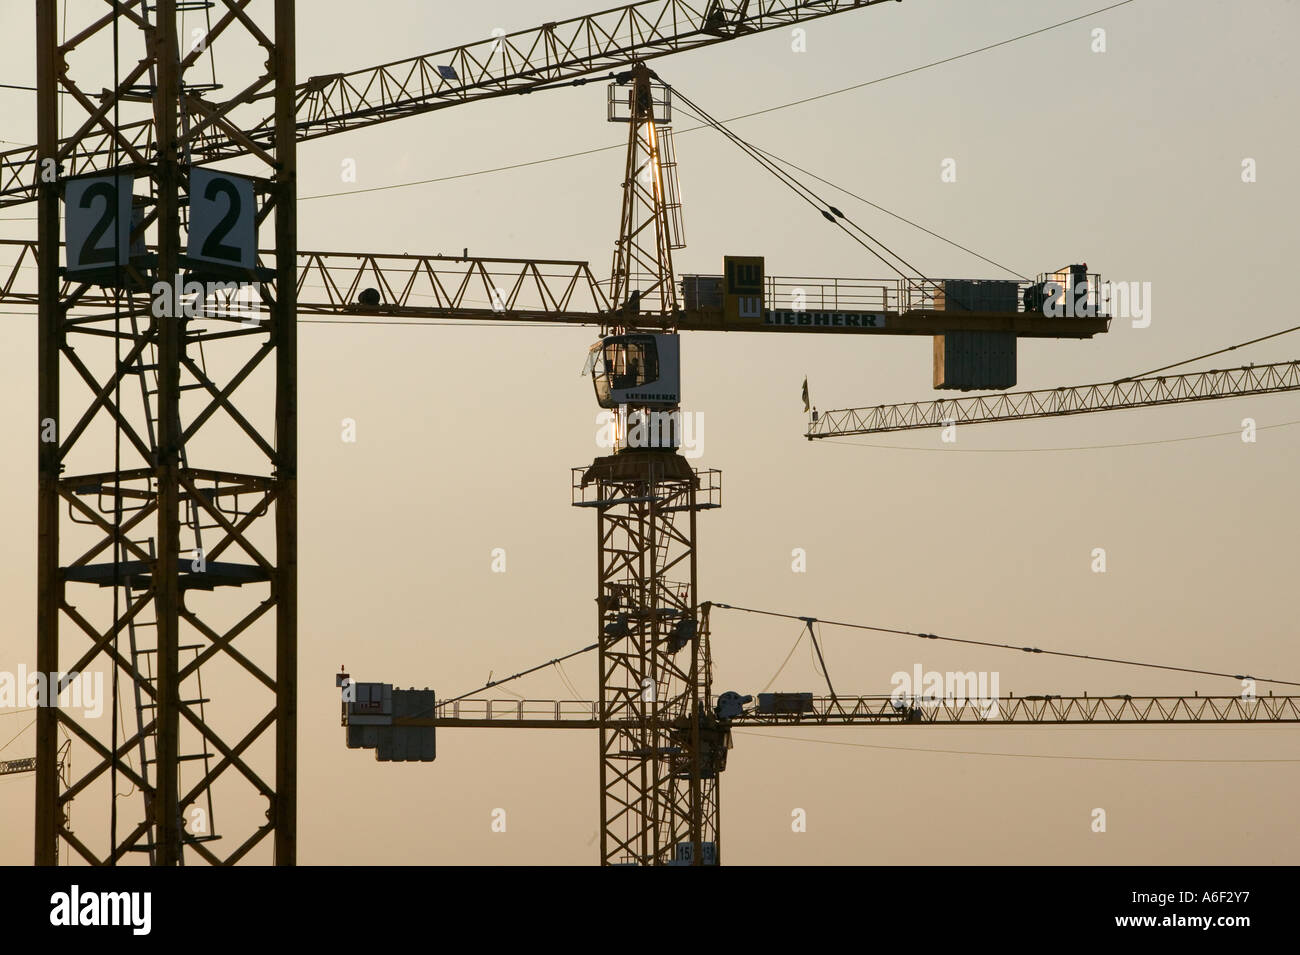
[[590, 335, 661, 408], [607, 337, 658, 389]]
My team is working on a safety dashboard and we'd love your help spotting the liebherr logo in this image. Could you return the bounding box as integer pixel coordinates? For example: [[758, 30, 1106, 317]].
[[49, 885, 151, 935]]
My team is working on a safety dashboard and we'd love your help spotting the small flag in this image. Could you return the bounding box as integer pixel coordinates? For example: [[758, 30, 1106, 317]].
[[801, 376, 810, 413]]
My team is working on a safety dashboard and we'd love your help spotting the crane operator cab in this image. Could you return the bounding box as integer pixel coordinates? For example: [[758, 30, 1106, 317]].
[[584, 334, 681, 410], [585, 334, 683, 454]]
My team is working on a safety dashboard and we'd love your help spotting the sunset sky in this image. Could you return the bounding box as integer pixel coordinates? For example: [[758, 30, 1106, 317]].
[[1, 0, 1297, 865]]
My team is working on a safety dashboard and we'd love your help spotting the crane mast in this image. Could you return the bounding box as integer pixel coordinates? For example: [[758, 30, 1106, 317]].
[[580, 62, 719, 866], [608, 64, 682, 326]]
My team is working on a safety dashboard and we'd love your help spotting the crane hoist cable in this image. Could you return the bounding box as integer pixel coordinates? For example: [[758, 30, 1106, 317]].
[[671, 95, 919, 282], [761, 624, 809, 694], [396, 580, 1300, 727], [669, 89, 932, 290], [109, 0, 123, 860], [710, 603, 1300, 689], [405, 642, 588, 716], [750, 144, 1030, 281], [0, 717, 36, 755], [114, 686, 137, 798], [1120, 325, 1300, 382], [437, 642, 600, 708], [553, 660, 583, 699], [0, 0, 1143, 221], [804, 619, 846, 712], [550, 662, 572, 698]]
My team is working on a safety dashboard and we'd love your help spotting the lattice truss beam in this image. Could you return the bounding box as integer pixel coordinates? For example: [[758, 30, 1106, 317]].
[[578, 458, 721, 865], [807, 360, 1300, 437], [421, 693, 1300, 726], [0, 0, 893, 207], [0, 240, 1115, 337], [734, 693, 1300, 724], [34, 0, 296, 866], [293, 252, 611, 321], [1, 239, 614, 322]]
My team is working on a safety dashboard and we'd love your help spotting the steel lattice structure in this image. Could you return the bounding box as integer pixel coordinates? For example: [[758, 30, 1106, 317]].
[[12, 0, 923, 870], [34, 0, 298, 865], [573, 454, 723, 865], [608, 64, 682, 322], [806, 360, 1300, 437], [409, 693, 1300, 727], [13, 0, 923, 870], [0, 238, 1111, 336], [24, 0, 1258, 868], [0, 1, 897, 208]]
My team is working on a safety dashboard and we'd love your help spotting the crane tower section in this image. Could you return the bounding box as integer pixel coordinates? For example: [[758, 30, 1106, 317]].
[[608, 64, 684, 328], [573, 453, 723, 866], [34, 0, 298, 866]]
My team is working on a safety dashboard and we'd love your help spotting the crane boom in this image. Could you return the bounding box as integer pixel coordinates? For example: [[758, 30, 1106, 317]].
[[0, 239, 1109, 338], [348, 693, 1300, 730], [806, 359, 1300, 438], [0, 0, 893, 208], [291, 1, 894, 145]]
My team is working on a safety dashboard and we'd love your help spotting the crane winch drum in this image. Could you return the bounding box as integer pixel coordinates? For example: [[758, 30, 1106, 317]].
[[586, 333, 681, 409]]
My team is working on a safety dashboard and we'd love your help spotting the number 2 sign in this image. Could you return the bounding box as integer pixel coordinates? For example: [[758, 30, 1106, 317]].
[[188, 168, 256, 269], [64, 174, 133, 273]]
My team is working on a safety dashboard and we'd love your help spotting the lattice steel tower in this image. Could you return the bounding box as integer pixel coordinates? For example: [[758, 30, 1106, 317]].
[[574, 64, 724, 865], [34, 0, 297, 865]]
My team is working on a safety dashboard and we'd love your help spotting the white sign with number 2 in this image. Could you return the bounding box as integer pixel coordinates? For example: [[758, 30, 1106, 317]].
[[64, 174, 133, 273], [188, 168, 256, 269]]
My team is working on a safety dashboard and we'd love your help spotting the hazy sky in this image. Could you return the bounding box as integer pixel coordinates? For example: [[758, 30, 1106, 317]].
[[1, 0, 1298, 865]]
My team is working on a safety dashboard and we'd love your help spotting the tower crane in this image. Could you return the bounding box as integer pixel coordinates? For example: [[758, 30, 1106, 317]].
[[9, 0, 1171, 868], [327, 70, 1296, 866], [17, 0, 921, 868]]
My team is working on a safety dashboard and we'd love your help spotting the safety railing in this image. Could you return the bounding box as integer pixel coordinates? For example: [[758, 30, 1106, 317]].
[[748, 273, 1111, 317], [571, 464, 722, 508], [435, 699, 599, 723]]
